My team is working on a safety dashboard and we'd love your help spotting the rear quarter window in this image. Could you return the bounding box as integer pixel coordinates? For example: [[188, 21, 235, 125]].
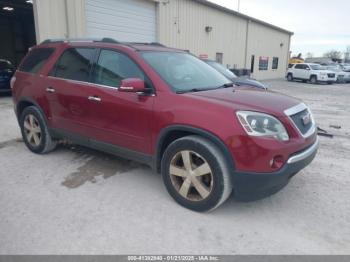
[[19, 48, 55, 74]]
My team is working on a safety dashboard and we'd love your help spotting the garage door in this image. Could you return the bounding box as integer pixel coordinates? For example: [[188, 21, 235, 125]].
[[85, 0, 156, 42]]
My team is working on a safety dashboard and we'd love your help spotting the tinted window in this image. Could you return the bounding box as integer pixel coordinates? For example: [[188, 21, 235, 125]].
[[19, 48, 54, 73], [272, 57, 279, 69], [259, 57, 269, 71], [92, 49, 144, 87], [53, 48, 95, 82], [141, 52, 230, 93], [295, 64, 304, 69]]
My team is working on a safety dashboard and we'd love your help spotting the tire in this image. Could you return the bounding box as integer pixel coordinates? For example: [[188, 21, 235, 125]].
[[310, 75, 317, 84], [161, 135, 233, 212], [287, 74, 293, 82], [19, 106, 57, 154]]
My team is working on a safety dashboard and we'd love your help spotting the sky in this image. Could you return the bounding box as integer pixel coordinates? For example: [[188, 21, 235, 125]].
[[209, 0, 350, 57]]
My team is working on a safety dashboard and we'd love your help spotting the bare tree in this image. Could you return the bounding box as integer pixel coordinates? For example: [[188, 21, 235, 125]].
[[306, 52, 314, 58], [344, 46, 350, 62], [323, 50, 342, 60]]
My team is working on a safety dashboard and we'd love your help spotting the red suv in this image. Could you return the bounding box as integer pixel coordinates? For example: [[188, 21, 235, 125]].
[[11, 38, 319, 211]]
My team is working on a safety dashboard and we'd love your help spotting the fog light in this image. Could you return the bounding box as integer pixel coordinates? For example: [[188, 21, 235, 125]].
[[270, 155, 284, 169]]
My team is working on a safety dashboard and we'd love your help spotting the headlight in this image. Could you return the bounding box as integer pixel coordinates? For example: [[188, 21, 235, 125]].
[[320, 72, 327, 76], [236, 111, 289, 141]]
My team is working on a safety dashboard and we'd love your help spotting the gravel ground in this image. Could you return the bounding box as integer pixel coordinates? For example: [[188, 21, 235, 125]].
[[0, 79, 349, 255]]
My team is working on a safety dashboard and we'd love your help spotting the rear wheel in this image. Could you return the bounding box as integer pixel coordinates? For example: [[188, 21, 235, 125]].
[[161, 136, 232, 212], [287, 74, 293, 82], [310, 75, 317, 84], [20, 106, 57, 154]]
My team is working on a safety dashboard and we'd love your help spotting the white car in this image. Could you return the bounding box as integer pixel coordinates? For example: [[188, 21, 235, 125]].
[[286, 63, 336, 84], [340, 63, 350, 72], [323, 65, 350, 83]]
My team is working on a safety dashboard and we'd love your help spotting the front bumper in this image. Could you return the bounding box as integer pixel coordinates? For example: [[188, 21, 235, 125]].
[[233, 137, 319, 201], [318, 76, 336, 82]]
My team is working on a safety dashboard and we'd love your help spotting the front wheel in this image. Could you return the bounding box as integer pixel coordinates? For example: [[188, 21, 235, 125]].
[[310, 75, 318, 84], [287, 74, 293, 82], [161, 136, 233, 212]]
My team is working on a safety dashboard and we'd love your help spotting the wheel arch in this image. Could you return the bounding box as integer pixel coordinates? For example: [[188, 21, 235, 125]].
[[310, 74, 318, 80], [16, 97, 48, 124], [155, 125, 235, 174]]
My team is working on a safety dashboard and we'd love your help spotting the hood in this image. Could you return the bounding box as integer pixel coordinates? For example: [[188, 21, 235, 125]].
[[186, 87, 301, 117], [320, 70, 336, 74], [233, 77, 266, 89]]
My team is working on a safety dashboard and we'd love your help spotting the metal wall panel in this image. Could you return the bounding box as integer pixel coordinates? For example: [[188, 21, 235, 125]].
[[246, 21, 291, 80], [33, 0, 86, 43], [158, 0, 247, 69], [158, 0, 291, 80]]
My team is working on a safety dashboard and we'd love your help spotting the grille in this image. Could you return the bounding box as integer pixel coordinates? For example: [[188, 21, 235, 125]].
[[290, 109, 313, 135], [327, 73, 335, 78]]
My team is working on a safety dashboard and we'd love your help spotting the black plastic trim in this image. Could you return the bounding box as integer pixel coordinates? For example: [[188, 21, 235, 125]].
[[234, 142, 318, 201], [50, 128, 154, 168], [15, 97, 46, 120]]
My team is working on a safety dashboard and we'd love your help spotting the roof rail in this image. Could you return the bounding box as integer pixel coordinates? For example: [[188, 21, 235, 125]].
[[125, 42, 166, 47], [40, 38, 120, 45]]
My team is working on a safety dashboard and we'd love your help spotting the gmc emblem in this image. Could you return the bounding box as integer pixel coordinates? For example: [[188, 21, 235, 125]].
[[302, 113, 311, 126]]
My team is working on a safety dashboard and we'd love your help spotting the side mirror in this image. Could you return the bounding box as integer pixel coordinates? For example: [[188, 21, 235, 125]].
[[306, 67, 310, 70], [119, 78, 145, 93]]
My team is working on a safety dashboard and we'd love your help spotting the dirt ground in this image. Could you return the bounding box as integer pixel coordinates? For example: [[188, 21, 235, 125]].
[[0, 79, 349, 255]]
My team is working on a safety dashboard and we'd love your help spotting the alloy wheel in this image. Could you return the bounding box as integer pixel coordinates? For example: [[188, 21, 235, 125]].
[[169, 150, 213, 201], [23, 114, 42, 147]]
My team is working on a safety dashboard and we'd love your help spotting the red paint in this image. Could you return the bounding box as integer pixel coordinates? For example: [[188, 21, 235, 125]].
[[13, 42, 317, 174]]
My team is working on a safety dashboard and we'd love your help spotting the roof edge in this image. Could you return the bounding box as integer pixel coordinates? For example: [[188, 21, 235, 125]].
[[193, 0, 294, 35]]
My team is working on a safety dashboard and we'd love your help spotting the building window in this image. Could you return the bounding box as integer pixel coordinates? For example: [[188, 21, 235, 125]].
[[259, 56, 269, 71], [272, 57, 279, 69], [216, 53, 223, 64]]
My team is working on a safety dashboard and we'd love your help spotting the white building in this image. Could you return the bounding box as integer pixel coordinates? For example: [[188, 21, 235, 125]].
[[1, 0, 293, 80]]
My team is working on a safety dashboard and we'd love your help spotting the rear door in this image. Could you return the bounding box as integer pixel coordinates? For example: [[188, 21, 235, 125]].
[[46, 47, 97, 136]]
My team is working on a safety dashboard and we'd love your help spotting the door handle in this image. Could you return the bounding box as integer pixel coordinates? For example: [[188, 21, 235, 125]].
[[88, 96, 102, 102], [46, 87, 55, 93]]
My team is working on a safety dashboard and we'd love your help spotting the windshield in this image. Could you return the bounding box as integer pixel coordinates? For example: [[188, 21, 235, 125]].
[[207, 61, 237, 79], [310, 64, 323, 70], [141, 52, 231, 93]]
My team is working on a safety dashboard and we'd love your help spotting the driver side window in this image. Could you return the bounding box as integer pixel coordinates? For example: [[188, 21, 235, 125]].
[[92, 49, 144, 88]]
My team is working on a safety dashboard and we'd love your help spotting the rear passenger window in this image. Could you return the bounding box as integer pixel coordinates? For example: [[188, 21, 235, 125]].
[[295, 64, 304, 69], [19, 48, 54, 74], [92, 49, 144, 87], [52, 48, 95, 82]]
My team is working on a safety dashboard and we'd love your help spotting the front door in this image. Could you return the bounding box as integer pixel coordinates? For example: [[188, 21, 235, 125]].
[[85, 49, 155, 154]]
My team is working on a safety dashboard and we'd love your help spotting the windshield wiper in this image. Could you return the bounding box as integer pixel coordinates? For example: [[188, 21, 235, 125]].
[[176, 88, 202, 94], [176, 83, 235, 94], [217, 82, 235, 89]]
